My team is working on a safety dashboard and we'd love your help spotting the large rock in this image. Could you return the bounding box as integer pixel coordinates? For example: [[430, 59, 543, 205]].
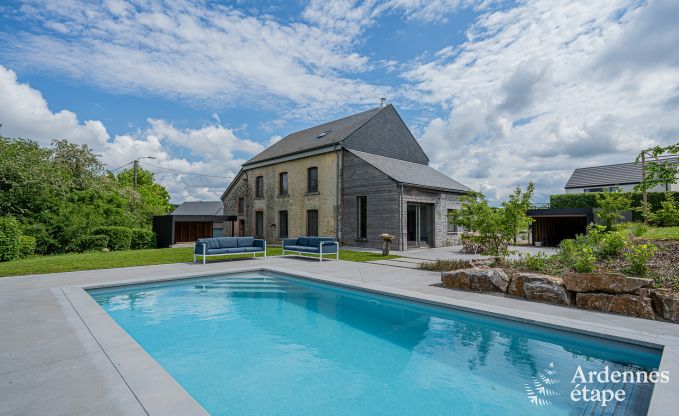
[[651, 291, 679, 322], [441, 268, 509, 293], [562, 273, 652, 294], [509, 273, 571, 305], [575, 293, 655, 319]]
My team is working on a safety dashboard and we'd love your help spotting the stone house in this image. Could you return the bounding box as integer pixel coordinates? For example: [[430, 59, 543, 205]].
[[220, 104, 470, 250]]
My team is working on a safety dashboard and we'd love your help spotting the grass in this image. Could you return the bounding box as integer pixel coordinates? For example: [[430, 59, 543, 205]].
[[620, 223, 679, 240], [0, 246, 399, 278]]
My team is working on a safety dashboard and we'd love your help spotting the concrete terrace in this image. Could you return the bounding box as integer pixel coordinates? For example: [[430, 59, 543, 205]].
[[1, 256, 678, 415]]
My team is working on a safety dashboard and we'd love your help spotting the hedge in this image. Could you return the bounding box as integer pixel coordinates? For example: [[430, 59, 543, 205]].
[[90, 226, 133, 251], [19, 235, 36, 258], [77, 234, 109, 252], [130, 228, 156, 249], [0, 217, 22, 262], [550, 191, 679, 221]]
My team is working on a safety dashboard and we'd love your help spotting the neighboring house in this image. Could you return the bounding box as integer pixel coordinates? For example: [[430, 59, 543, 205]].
[[221, 104, 470, 250], [565, 161, 677, 193], [153, 201, 235, 248]]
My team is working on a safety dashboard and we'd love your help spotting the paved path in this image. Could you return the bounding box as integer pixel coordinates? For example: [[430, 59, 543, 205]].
[[393, 244, 558, 261]]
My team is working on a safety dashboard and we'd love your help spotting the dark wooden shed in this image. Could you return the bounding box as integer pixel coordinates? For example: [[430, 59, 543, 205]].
[[527, 208, 594, 247], [153, 201, 236, 248]]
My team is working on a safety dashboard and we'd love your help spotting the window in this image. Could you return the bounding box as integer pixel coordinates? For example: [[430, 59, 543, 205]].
[[238, 198, 244, 214], [316, 130, 331, 139], [357, 196, 367, 239], [279, 172, 288, 196], [255, 176, 264, 198], [608, 186, 620, 192], [584, 188, 604, 193], [307, 167, 318, 193], [255, 211, 264, 238], [279, 211, 288, 238], [307, 209, 318, 236]]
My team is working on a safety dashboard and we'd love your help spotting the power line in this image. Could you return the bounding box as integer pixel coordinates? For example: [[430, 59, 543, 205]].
[[108, 161, 134, 172], [139, 161, 234, 179]]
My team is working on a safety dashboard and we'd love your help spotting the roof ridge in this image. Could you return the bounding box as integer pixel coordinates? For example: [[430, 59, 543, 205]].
[[336, 104, 389, 145]]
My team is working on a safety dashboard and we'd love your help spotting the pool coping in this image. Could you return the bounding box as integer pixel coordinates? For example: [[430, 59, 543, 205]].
[[62, 266, 679, 415]]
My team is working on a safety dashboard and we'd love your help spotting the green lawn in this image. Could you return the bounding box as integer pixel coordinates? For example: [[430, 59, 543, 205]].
[[0, 246, 399, 278], [621, 223, 679, 240]]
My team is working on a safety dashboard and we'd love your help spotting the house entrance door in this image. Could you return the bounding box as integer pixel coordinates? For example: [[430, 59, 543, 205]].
[[407, 203, 432, 248]]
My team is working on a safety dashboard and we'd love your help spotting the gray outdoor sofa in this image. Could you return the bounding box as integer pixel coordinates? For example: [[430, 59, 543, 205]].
[[194, 237, 266, 264], [282, 236, 339, 261]]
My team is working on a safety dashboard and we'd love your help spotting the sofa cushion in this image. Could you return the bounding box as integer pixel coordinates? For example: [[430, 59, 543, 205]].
[[285, 245, 320, 253], [198, 238, 220, 250], [206, 248, 239, 255], [216, 237, 238, 248], [238, 237, 255, 247], [307, 237, 322, 248], [297, 236, 309, 246], [243, 247, 263, 252]]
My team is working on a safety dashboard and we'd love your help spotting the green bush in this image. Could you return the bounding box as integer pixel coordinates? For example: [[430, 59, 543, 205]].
[[598, 232, 625, 257], [77, 235, 109, 252], [0, 217, 22, 262], [550, 191, 679, 221], [624, 242, 657, 276], [130, 228, 155, 250], [90, 226, 132, 251], [517, 252, 551, 273], [18, 235, 36, 258], [649, 199, 679, 227], [629, 223, 648, 237], [559, 239, 596, 273]]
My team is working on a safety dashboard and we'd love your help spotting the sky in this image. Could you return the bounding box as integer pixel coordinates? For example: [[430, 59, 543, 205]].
[[1, 0, 678, 204]]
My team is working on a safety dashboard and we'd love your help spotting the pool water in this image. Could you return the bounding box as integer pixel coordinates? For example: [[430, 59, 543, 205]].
[[89, 272, 661, 416]]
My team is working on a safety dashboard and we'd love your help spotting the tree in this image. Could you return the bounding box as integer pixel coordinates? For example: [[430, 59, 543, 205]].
[[452, 183, 535, 258], [595, 191, 631, 231], [634, 142, 679, 223], [502, 182, 535, 244], [116, 167, 173, 223]]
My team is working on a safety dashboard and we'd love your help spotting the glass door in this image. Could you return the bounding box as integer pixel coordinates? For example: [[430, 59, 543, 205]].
[[407, 203, 432, 247]]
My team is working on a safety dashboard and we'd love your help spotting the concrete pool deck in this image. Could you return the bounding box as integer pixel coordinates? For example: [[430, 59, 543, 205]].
[[1, 256, 678, 415]]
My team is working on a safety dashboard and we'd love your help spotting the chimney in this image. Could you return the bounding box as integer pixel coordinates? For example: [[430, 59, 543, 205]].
[[380, 98, 386, 107]]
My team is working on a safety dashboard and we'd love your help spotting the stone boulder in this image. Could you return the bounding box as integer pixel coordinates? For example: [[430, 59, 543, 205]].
[[509, 273, 571, 305], [562, 273, 652, 294], [651, 291, 679, 322], [441, 268, 509, 293], [575, 293, 655, 319]]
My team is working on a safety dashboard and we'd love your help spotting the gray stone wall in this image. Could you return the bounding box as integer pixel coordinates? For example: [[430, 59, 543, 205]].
[[400, 186, 464, 249], [341, 150, 400, 249]]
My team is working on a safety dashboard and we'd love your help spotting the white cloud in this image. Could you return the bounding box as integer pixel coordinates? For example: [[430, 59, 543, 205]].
[[0, 65, 258, 203], [405, 0, 679, 202]]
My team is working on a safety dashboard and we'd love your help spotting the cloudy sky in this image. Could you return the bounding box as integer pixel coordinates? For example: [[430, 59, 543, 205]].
[[1, 0, 678, 204]]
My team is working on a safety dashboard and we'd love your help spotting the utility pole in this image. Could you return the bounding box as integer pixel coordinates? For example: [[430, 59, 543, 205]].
[[133, 159, 139, 191], [641, 151, 647, 225]]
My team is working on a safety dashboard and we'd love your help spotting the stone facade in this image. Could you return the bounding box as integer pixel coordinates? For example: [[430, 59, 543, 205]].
[[399, 186, 463, 250], [223, 152, 339, 243]]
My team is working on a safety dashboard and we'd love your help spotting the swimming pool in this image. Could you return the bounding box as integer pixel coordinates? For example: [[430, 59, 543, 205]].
[[89, 271, 662, 415]]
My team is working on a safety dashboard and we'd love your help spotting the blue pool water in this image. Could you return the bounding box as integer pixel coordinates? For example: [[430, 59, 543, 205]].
[[89, 272, 661, 416]]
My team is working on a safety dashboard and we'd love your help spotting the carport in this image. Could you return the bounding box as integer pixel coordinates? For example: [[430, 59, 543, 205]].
[[526, 208, 594, 247]]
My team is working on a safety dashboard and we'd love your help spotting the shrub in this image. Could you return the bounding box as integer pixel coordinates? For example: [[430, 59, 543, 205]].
[[130, 228, 156, 250], [595, 192, 631, 231], [649, 199, 679, 227], [516, 252, 551, 273], [550, 191, 679, 221], [77, 234, 109, 252], [629, 223, 648, 237], [90, 226, 132, 251], [624, 242, 657, 276], [559, 239, 596, 273], [598, 232, 625, 257], [18, 235, 36, 258], [0, 217, 22, 262]]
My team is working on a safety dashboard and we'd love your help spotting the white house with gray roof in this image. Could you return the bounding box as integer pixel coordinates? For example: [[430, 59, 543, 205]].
[[221, 104, 470, 250], [565, 160, 677, 193]]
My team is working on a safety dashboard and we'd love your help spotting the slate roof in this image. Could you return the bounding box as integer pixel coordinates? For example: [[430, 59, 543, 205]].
[[244, 106, 384, 165], [565, 158, 679, 188], [170, 201, 223, 216], [348, 149, 470, 192]]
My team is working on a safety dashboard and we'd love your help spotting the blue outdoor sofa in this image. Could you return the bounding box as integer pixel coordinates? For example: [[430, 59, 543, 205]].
[[282, 236, 339, 261], [194, 237, 266, 264]]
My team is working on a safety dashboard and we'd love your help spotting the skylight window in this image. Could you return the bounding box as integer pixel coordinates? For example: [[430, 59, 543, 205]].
[[316, 130, 331, 139]]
